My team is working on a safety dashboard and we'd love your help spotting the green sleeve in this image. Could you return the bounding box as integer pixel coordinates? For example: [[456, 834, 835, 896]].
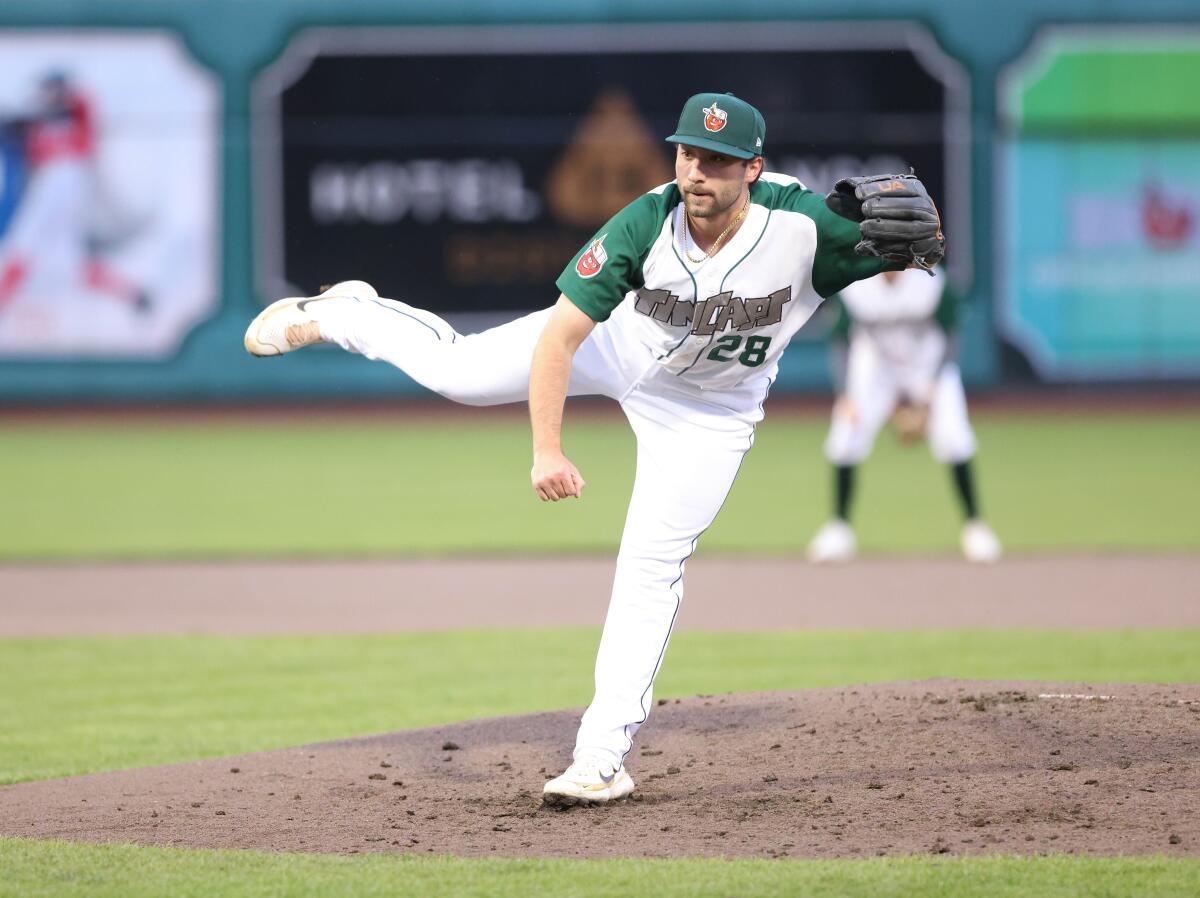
[[809, 201, 902, 298], [934, 278, 960, 334], [555, 188, 675, 322], [762, 181, 898, 298], [828, 295, 851, 342]]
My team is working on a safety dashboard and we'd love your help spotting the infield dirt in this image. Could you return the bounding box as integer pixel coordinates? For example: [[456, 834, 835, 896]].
[[2, 680, 1196, 859]]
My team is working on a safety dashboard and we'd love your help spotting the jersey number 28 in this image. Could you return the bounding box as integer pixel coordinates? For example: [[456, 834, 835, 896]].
[[706, 335, 771, 367]]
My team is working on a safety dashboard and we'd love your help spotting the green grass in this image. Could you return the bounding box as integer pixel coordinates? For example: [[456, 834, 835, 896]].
[[0, 410, 1197, 559], [1, 839, 1197, 898], [3, 410, 1196, 893], [3, 628, 1197, 785], [4, 628, 1197, 896]]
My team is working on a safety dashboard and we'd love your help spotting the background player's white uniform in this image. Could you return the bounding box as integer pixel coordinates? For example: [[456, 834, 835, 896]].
[[809, 268, 1002, 563], [825, 267, 975, 466], [259, 172, 893, 772]]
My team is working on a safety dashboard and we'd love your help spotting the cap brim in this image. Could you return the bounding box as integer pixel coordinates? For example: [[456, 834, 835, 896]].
[[665, 134, 757, 160]]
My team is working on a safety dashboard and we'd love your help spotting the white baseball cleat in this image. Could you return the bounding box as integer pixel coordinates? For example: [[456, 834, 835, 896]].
[[961, 519, 1003, 563], [807, 519, 857, 563], [542, 751, 635, 807], [243, 280, 378, 357]]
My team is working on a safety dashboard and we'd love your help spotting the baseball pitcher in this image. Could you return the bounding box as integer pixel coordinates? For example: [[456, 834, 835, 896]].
[[244, 92, 945, 805]]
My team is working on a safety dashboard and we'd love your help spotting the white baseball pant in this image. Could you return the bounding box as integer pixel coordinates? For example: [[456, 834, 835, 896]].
[[318, 293, 771, 769], [824, 327, 976, 465]]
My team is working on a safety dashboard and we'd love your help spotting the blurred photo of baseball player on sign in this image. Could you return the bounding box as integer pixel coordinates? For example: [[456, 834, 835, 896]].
[[0, 70, 150, 317], [807, 267, 1002, 564], [245, 92, 947, 805]]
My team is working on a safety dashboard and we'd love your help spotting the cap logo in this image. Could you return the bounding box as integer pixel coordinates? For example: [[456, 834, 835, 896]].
[[575, 233, 609, 279], [702, 102, 728, 133]]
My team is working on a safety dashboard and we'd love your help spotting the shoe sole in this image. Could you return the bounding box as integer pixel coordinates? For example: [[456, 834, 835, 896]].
[[244, 280, 378, 357], [541, 790, 634, 808], [541, 774, 636, 808]]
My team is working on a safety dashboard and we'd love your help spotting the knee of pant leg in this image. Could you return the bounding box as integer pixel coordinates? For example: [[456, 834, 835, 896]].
[[929, 423, 977, 464], [430, 384, 494, 407], [612, 549, 690, 599], [406, 372, 462, 403], [614, 547, 680, 580], [400, 348, 499, 406], [824, 422, 871, 466], [414, 342, 527, 407]]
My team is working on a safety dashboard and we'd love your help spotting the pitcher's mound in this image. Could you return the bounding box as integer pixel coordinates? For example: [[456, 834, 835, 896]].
[[2, 680, 1196, 858]]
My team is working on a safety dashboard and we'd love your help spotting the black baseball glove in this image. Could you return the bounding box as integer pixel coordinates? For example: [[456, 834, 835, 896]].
[[825, 173, 945, 273]]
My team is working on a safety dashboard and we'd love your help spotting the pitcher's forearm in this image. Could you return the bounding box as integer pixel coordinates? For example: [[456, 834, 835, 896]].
[[529, 337, 572, 455], [529, 295, 596, 455]]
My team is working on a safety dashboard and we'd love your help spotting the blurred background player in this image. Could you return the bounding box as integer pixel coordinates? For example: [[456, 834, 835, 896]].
[[807, 267, 1002, 563], [0, 71, 149, 314]]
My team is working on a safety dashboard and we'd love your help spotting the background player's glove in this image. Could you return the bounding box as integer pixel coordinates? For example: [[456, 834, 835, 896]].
[[891, 401, 929, 444], [825, 173, 945, 273]]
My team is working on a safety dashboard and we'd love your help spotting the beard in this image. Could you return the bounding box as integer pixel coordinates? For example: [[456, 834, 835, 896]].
[[681, 183, 741, 220]]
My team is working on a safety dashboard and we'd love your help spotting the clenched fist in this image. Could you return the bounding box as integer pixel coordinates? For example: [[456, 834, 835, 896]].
[[531, 449, 586, 502]]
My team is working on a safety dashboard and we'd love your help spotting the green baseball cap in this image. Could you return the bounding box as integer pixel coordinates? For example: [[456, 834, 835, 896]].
[[665, 92, 766, 160]]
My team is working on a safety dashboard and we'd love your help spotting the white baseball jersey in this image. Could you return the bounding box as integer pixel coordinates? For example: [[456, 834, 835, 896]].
[[556, 173, 892, 391], [824, 268, 975, 465], [839, 265, 944, 324]]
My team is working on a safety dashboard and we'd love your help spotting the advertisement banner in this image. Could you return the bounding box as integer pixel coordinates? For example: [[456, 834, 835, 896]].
[[998, 29, 1200, 380], [0, 32, 219, 359], [255, 24, 970, 326], [1002, 140, 1200, 378]]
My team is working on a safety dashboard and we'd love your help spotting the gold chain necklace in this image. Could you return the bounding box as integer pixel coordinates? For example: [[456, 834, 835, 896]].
[[682, 197, 749, 264]]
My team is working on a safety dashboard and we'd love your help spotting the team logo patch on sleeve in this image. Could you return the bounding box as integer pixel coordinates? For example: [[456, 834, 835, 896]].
[[702, 102, 728, 133], [575, 233, 608, 279]]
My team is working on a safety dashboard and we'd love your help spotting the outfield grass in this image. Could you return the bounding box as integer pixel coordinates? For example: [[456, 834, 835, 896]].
[[3, 628, 1197, 785], [2, 838, 1197, 898], [4, 410, 1197, 895], [0, 410, 1196, 559]]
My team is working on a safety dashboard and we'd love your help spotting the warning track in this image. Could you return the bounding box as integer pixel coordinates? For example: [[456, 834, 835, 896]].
[[2, 554, 1197, 636]]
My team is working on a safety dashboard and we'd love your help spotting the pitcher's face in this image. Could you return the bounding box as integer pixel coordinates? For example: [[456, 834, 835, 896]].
[[675, 144, 760, 220]]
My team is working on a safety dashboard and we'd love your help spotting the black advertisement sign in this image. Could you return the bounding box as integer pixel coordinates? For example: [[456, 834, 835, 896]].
[[255, 24, 969, 318]]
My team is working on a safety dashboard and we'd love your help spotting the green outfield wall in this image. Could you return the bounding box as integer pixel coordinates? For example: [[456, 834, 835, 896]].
[[0, 0, 1197, 402]]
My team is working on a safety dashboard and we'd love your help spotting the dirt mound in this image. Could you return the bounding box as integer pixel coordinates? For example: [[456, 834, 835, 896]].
[[2, 680, 1196, 858]]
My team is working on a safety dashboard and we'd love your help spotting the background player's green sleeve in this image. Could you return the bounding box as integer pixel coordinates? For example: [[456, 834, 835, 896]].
[[828, 294, 852, 343], [934, 278, 960, 334], [821, 294, 852, 395], [555, 189, 675, 322]]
